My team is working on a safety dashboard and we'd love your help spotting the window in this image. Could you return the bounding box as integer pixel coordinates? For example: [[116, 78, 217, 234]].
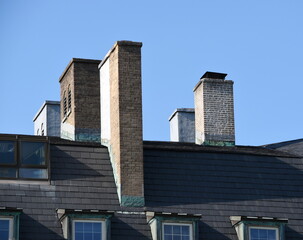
[[56, 209, 112, 240], [249, 226, 278, 240], [147, 212, 201, 240], [73, 220, 105, 240], [0, 208, 22, 240], [0, 136, 49, 180], [163, 223, 192, 240], [230, 216, 287, 240], [0, 218, 13, 240]]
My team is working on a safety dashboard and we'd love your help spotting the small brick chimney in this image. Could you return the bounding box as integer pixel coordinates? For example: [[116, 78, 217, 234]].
[[59, 58, 101, 142], [193, 71, 235, 146], [99, 41, 144, 207]]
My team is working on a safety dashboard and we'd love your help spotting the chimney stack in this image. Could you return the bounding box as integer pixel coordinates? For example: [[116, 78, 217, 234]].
[[169, 108, 195, 143], [99, 41, 144, 207], [193, 71, 235, 146], [59, 58, 101, 142]]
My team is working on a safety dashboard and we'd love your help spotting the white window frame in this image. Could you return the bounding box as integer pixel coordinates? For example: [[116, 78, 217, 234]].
[[249, 226, 279, 240], [162, 222, 193, 240], [0, 217, 13, 240], [72, 219, 106, 240]]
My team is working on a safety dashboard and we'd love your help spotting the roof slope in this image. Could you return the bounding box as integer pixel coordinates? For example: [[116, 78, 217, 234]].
[[1, 143, 121, 239], [264, 138, 303, 157], [143, 142, 303, 240]]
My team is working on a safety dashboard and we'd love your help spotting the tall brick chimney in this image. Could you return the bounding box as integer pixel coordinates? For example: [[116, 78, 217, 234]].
[[193, 71, 235, 146], [59, 58, 101, 142], [99, 41, 144, 207]]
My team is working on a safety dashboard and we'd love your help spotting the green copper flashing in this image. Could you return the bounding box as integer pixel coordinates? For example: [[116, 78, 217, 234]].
[[121, 195, 145, 207], [203, 140, 235, 147]]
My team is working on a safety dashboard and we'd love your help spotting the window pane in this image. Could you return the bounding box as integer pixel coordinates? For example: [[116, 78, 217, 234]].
[[0, 168, 17, 178], [164, 225, 173, 234], [84, 232, 93, 240], [75, 222, 84, 232], [84, 222, 93, 232], [0, 141, 15, 164], [0, 219, 10, 240], [173, 225, 181, 234], [0, 231, 9, 240], [182, 226, 190, 236], [19, 168, 48, 179], [20, 142, 46, 165], [164, 235, 173, 240], [93, 222, 101, 233], [75, 232, 83, 240], [268, 230, 276, 240], [93, 232, 101, 240]]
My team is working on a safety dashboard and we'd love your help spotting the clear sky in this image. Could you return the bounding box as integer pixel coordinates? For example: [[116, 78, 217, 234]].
[[1, 0, 303, 146]]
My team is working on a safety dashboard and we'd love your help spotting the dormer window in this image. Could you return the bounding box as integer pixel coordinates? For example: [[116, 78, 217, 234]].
[[57, 209, 113, 240], [0, 207, 22, 240], [230, 216, 288, 240], [147, 212, 201, 240]]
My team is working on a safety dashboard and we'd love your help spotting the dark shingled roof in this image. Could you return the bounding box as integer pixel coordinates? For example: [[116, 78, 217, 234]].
[[1, 135, 303, 239], [143, 141, 303, 240]]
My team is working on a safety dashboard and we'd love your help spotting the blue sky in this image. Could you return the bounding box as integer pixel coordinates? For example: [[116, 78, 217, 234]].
[[1, 0, 303, 146]]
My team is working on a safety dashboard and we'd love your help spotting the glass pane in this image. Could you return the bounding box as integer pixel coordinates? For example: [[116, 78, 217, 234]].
[[84, 232, 93, 240], [20, 142, 46, 165], [250, 228, 259, 238], [75, 222, 84, 232], [173, 225, 181, 234], [0, 231, 9, 240], [84, 222, 93, 232], [93, 232, 101, 240], [182, 226, 190, 236], [0, 219, 10, 240], [19, 168, 48, 179], [75, 232, 83, 240], [164, 225, 173, 234], [0, 219, 9, 230], [0, 141, 15, 164], [93, 222, 101, 233], [164, 235, 173, 240], [0, 168, 17, 178], [268, 230, 276, 240], [259, 229, 267, 238]]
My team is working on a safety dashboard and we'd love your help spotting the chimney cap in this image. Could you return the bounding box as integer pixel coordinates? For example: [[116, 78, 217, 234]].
[[201, 71, 227, 80]]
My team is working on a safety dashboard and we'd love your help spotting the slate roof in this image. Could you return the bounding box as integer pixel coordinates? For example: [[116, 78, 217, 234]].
[[1, 135, 303, 239], [143, 141, 303, 240]]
